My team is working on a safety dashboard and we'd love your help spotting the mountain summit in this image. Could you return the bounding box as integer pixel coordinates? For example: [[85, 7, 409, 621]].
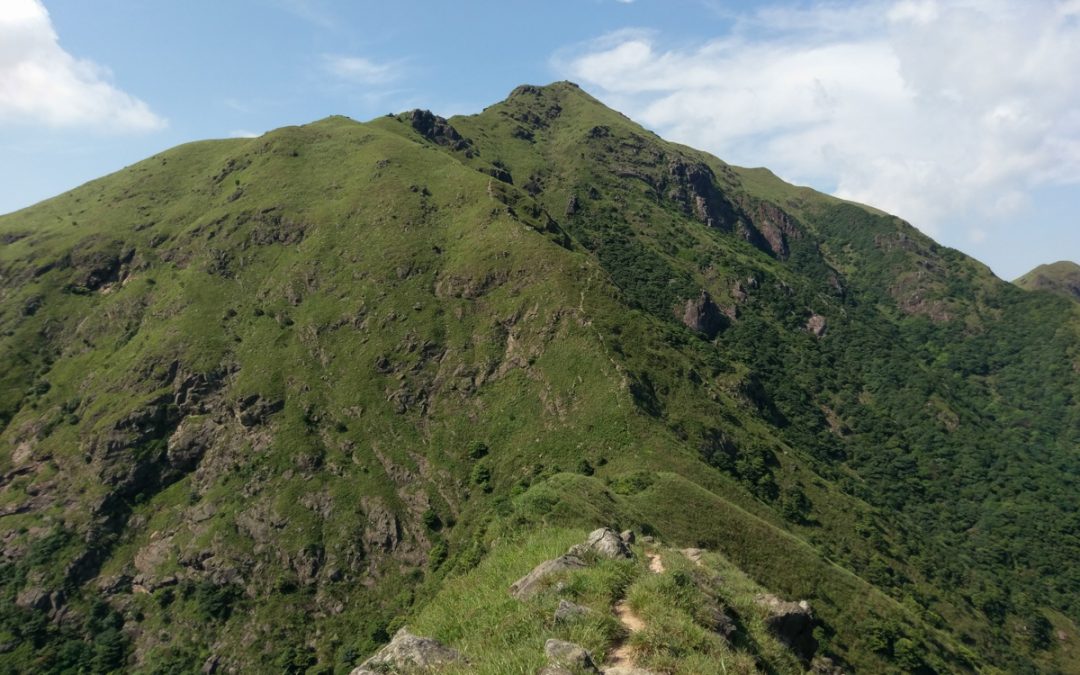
[[1, 83, 1077, 673], [1015, 260, 1080, 302]]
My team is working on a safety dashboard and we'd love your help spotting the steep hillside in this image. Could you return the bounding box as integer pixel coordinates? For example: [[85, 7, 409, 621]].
[[1015, 260, 1080, 302], [0, 82, 1077, 674]]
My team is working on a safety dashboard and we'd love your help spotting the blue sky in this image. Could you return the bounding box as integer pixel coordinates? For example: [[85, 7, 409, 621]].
[[2, 0, 1078, 279]]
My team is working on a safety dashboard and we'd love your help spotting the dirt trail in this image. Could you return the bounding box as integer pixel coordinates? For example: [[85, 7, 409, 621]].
[[605, 550, 665, 669]]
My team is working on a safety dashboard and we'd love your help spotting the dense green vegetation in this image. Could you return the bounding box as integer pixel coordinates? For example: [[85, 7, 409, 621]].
[[0, 82, 1077, 673]]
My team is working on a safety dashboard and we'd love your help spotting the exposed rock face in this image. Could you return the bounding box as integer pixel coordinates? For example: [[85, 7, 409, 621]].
[[666, 160, 740, 231], [568, 528, 633, 560], [407, 109, 472, 152], [740, 199, 802, 260], [806, 313, 828, 338], [680, 291, 728, 339], [235, 394, 284, 427], [540, 639, 600, 674], [350, 628, 466, 674], [756, 594, 817, 660], [16, 586, 62, 612], [509, 554, 587, 600], [361, 496, 403, 554], [66, 245, 136, 293], [95, 574, 133, 596], [166, 417, 218, 472]]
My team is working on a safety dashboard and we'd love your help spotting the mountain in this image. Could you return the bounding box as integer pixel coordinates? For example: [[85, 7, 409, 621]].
[[1015, 261, 1080, 302], [1, 82, 1078, 674]]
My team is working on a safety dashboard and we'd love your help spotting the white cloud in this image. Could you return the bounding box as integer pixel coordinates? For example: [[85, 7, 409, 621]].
[[323, 55, 403, 85], [0, 0, 165, 132], [556, 0, 1080, 234], [275, 0, 336, 29], [228, 129, 260, 139]]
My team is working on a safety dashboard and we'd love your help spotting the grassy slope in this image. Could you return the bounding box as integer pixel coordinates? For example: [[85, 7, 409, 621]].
[[1014, 260, 1080, 302], [0, 83, 1076, 673]]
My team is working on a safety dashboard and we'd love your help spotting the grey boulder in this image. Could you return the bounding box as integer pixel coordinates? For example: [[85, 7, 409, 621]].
[[568, 528, 633, 560], [509, 554, 587, 600], [542, 638, 600, 673], [350, 628, 466, 674]]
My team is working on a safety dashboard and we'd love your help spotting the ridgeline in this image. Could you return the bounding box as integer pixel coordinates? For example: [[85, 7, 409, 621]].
[[1, 82, 1077, 673]]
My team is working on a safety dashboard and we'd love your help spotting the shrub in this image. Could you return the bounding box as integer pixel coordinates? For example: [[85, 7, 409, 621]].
[[467, 440, 489, 460], [471, 463, 492, 492]]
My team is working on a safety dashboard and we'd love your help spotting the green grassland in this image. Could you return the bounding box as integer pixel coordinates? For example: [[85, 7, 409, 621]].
[[0, 82, 1077, 673]]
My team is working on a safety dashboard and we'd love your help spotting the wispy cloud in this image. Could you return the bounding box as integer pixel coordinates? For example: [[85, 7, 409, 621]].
[[228, 129, 260, 139], [556, 1, 1080, 238], [0, 0, 165, 132], [274, 0, 336, 29], [323, 55, 405, 85]]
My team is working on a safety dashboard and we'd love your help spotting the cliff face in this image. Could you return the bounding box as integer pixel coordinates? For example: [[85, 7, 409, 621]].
[[0, 82, 1078, 673]]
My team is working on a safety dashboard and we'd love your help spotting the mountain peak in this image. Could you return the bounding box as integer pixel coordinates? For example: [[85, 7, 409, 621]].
[[1014, 260, 1080, 302], [508, 80, 583, 97], [1, 82, 1079, 674], [481, 80, 611, 119]]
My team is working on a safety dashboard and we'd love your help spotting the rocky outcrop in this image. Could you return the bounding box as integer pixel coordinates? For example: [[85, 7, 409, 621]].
[[756, 594, 817, 660], [739, 199, 803, 260], [65, 245, 136, 293], [407, 109, 472, 153], [509, 554, 587, 600], [510, 529, 632, 600], [554, 599, 592, 623], [805, 313, 828, 338], [166, 417, 218, 472], [350, 628, 466, 674], [506, 84, 565, 127], [361, 496, 403, 554], [235, 394, 284, 427], [15, 586, 63, 613], [539, 639, 600, 674], [680, 291, 728, 339], [666, 160, 740, 231], [568, 528, 634, 560]]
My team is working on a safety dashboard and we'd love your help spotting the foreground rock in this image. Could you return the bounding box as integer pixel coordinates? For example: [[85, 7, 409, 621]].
[[568, 528, 633, 560], [509, 554, 587, 600], [554, 599, 592, 623], [510, 528, 632, 600], [756, 594, 817, 659], [350, 628, 466, 674], [538, 639, 600, 674]]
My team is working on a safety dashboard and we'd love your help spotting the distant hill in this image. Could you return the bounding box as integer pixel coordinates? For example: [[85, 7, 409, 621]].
[[1, 82, 1078, 673], [1015, 260, 1080, 302]]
